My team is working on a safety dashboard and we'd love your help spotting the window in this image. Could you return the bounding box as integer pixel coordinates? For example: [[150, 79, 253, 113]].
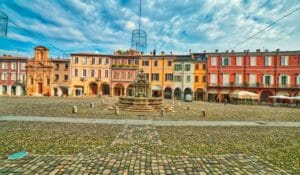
[[21, 74, 26, 83], [105, 70, 109, 78], [221, 57, 230, 66], [21, 63, 26, 70], [128, 59, 131, 65], [210, 74, 217, 85], [202, 64, 206, 70], [174, 64, 182, 71], [223, 74, 230, 86], [55, 74, 59, 81], [145, 73, 149, 80], [134, 59, 139, 65], [11, 73, 16, 80], [263, 75, 273, 85], [91, 57, 95, 64], [165, 73, 173, 81], [121, 72, 126, 79], [74, 69, 78, 77], [264, 56, 272, 66], [2, 62, 7, 69], [91, 70, 95, 77], [47, 78, 50, 85], [168, 61, 172, 67], [83, 57, 87, 65], [279, 75, 290, 86], [281, 56, 288, 66], [185, 64, 191, 71], [127, 72, 131, 79], [64, 75, 68, 81], [82, 69, 87, 77], [142, 60, 149, 66], [65, 63, 69, 69], [186, 75, 191, 82], [98, 58, 102, 64], [55, 63, 59, 69], [74, 57, 79, 64], [211, 57, 217, 66], [249, 74, 257, 87], [113, 72, 118, 79], [236, 57, 242, 66], [195, 76, 199, 82], [154, 60, 158, 66], [105, 58, 109, 64], [296, 75, 300, 85], [250, 57, 256, 66], [195, 64, 199, 70], [151, 73, 159, 81], [235, 74, 242, 86], [31, 78, 33, 85], [11, 63, 17, 70], [202, 75, 206, 83], [1, 72, 7, 80], [174, 75, 181, 82]]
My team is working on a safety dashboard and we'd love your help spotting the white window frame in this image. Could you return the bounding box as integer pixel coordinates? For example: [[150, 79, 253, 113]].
[[1, 72, 7, 80], [264, 56, 272, 66], [210, 74, 217, 85], [235, 74, 242, 86], [236, 57, 242, 66], [211, 57, 217, 66], [83, 57, 87, 65], [250, 57, 256, 66], [263, 75, 273, 86], [279, 75, 290, 87], [281, 56, 289, 66], [296, 75, 300, 85], [21, 63, 26, 70], [186, 75, 191, 82], [221, 57, 230, 66], [11, 63, 17, 70], [222, 74, 229, 86], [249, 74, 257, 87], [2, 62, 7, 69], [82, 69, 87, 78]]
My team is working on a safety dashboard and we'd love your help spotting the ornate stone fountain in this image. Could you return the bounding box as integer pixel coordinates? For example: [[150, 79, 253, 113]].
[[116, 69, 164, 112]]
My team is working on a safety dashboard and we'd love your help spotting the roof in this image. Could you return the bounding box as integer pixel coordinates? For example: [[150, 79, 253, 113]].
[[34, 46, 49, 50], [51, 59, 70, 63], [195, 50, 300, 56], [0, 55, 28, 61]]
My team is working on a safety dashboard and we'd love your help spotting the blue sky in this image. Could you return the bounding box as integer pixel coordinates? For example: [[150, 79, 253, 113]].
[[0, 0, 299, 58]]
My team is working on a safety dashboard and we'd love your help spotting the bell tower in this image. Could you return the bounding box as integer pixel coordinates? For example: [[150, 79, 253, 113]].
[[34, 46, 49, 61]]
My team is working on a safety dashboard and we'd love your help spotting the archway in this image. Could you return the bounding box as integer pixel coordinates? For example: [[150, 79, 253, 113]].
[[152, 85, 162, 97], [184, 88, 193, 100], [260, 90, 273, 103], [89, 82, 98, 95], [164, 86, 172, 99], [126, 84, 134, 96], [174, 87, 181, 100], [114, 83, 125, 96], [100, 82, 110, 96], [195, 88, 205, 101]]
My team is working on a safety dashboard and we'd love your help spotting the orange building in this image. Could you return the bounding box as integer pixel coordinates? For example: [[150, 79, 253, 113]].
[[139, 53, 175, 98], [192, 53, 207, 100], [26, 46, 54, 96]]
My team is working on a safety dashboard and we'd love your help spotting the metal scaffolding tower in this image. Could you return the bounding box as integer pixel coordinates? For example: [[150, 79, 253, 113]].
[[0, 11, 8, 37]]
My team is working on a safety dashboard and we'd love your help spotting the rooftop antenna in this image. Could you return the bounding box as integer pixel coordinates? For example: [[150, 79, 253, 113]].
[[131, 0, 147, 53]]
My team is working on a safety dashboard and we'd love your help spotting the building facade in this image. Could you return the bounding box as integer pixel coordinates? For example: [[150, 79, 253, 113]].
[[207, 50, 300, 102], [70, 53, 111, 96], [173, 55, 195, 100], [26, 46, 54, 96], [0, 55, 27, 96], [52, 59, 71, 96], [192, 53, 207, 101]]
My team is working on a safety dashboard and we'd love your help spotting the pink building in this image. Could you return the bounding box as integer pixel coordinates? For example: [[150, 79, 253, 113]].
[[0, 54, 27, 96]]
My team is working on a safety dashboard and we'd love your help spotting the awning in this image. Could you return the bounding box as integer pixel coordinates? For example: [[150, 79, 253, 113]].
[[276, 91, 289, 96], [151, 85, 161, 91], [230, 90, 259, 100], [220, 90, 230, 94], [207, 89, 218, 94], [290, 96, 300, 100], [269, 95, 290, 99]]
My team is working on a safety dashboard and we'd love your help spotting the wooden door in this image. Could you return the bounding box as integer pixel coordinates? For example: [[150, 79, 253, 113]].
[[38, 83, 43, 94]]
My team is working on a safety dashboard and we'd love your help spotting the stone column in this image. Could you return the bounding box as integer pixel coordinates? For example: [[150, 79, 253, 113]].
[[7, 85, 12, 96], [68, 87, 72, 96], [16, 85, 21, 96], [0, 85, 2, 95]]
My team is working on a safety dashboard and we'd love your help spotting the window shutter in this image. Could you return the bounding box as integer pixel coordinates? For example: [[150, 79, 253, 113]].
[[287, 75, 290, 85], [271, 75, 274, 85]]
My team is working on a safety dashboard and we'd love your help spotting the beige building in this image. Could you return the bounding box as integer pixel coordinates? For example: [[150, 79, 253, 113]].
[[26, 46, 54, 96], [70, 53, 111, 96], [52, 59, 70, 96]]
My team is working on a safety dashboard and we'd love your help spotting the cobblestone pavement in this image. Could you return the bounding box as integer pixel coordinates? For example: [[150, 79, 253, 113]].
[[0, 125, 289, 174], [1, 115, 300, 127]]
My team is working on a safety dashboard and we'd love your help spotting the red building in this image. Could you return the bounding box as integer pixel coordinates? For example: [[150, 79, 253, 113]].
[[0, 54, 27, 96], [110, 50, 139, 96], [207, 50, 300, 103]]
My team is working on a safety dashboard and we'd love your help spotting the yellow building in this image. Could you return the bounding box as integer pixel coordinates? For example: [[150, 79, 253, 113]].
[[192, 53, 207, 100], [26, 46, 54, 96], [70, 53, 111, 96], [139, 53, 175, 99]]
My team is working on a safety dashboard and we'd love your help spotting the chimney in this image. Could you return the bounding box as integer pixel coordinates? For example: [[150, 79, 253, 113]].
[[170, 51, 173, 55], [276, 48, 280, 52], [215, 49, 218, 53], [231, 50, 234, 53], [226, 50, 229, 53], [256, 49, 260, 52], [203, 50, 206, 53], [153, 49, 156, 56], [150, 52, 153, 55]]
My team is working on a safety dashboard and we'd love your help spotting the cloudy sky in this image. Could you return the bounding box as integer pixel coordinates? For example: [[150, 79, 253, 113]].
[[0, 0, 299, 58]]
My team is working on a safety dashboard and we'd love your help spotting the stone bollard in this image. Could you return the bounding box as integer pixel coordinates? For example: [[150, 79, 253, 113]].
[[72, 106, 78, 113], [115, 107, 120, 115], [187, 105, 190, 110], [90, 102, 94, 108], [160, 108, 165, 117], [202, 109, 206, 117]]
